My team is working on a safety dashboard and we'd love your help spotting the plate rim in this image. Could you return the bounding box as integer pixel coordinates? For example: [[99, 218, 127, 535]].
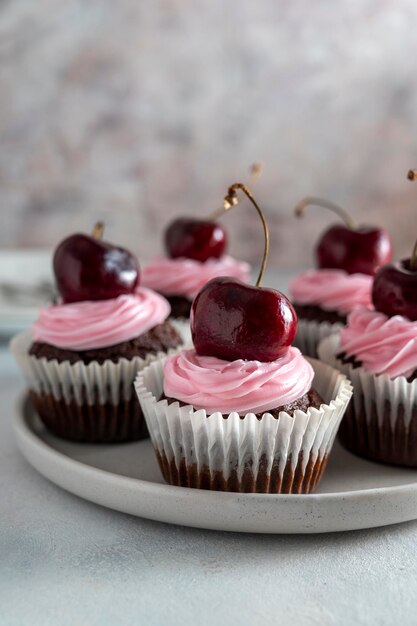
[[13, 396, 417, 534]]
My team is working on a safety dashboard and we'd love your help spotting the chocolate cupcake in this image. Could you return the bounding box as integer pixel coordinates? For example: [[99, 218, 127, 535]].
[[135, 346, 351, 494], [12, 289, 182, 443], [319, 307, 417, 467], [11, 226, 182, 442]]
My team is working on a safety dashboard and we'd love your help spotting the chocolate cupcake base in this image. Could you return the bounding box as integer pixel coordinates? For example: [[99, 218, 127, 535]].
[[29, 390, 147, 443], [156, 449, 329, 494]]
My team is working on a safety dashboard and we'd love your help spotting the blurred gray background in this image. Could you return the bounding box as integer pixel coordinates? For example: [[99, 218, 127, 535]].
[[1, 0, 416, 268]]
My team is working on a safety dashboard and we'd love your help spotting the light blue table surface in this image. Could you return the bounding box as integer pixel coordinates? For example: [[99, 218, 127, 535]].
[[1, 274, 417, 625]]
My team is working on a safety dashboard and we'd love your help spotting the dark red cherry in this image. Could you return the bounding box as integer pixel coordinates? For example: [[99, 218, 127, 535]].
[[295, 197, 392, 275], [372, 259, 417, 321], [165, 218, 227, 262], [191, 277, 297, 362], [317, 225, 392, 275], [53, 226, 140, 303]]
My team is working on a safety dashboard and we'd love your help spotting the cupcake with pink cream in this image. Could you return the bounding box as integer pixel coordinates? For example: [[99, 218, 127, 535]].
[[289, 196, 392, 357], [142, 215, 251, 319], [140, 260, 356, 497], [11, 226, 182, 442], [135, 311, 352, 494]]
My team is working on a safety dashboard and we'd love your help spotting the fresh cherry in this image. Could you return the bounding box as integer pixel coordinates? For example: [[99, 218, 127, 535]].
[[53, 223, 140, 303], [191, 277, 297, 362], [165, 218, 227, 262], [191, 183, 297, 362], [164, 164, 263, 263], [295, 197, 392, 275]]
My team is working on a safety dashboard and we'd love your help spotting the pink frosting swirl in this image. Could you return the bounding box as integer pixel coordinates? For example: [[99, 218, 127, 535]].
[[289, 269, 372, 314], [32, 287, 170, 350], [340, 308, 417, 379], [163, 348, 314, 415], [141, 255, 251, 300]]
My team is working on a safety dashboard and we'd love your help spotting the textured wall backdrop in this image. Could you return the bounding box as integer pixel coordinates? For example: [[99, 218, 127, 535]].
[[1, 0, 417, 268]]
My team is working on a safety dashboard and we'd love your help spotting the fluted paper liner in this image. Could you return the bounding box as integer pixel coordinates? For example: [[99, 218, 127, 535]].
[[318, 333, 417, 467], [134, 357, 352, 493], [293, 318, 343, 358], [10, 330, 169, 442]]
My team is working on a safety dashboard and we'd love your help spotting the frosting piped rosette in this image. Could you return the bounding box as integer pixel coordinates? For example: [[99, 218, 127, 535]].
[[33, 287, 170, 350], [163, 347, 314, 415], [141, 255, 251, 300], [339, 307, 417, 379], [290, 269, 372, 315]]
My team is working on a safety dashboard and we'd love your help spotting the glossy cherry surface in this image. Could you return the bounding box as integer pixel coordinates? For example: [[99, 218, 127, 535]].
[[165, 218, 227, 262], [317, 225, 392, 275], [191, 277, 297, 362], [372, 259, 417, 321], [54, 233, 140, 303]]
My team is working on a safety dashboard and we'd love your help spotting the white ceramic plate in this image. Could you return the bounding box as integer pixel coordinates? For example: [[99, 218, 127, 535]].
[[14, 397, 417, 534], [0, 249, 53, 335]]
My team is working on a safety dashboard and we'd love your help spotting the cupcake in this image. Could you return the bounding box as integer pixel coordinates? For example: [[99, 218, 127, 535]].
[[11, 224, 182, 442], [135, 184, 352, 493], [289, 196, 392, 357], [141, 215, 250, 320], [319, 244, 417, 467]]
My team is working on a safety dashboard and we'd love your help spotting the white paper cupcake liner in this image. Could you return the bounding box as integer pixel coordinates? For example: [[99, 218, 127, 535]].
[[134, 357, 352, 493], [293, 318, 343, 358], [318, 334, 417, 466]]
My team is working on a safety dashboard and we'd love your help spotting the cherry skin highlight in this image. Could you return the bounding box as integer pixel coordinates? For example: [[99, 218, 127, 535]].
[[372, 259, 417, 321], [53, 233, 140, 303], [165, 218, 227, 262], [191, 277, 297, 362], [317, 225, 392, 275]]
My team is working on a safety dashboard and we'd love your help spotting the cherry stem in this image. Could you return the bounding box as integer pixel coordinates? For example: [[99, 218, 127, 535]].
[[91, 222, 105, 239], [407, 170, 417, 269], [223, 183, 269, 287], [209, 162, 263, 221], [294, 197, 356, 230]]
